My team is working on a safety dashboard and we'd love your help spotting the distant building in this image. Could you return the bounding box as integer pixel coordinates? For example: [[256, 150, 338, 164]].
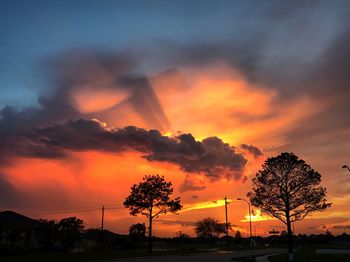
[[0, 210, 47, 248]]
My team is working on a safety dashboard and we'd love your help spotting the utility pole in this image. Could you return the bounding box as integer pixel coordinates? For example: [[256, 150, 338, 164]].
[[101, 205, 105, 231], [225, 196, 229, 250], [248, 201, 252, 247], [237, 198, 253, 259]]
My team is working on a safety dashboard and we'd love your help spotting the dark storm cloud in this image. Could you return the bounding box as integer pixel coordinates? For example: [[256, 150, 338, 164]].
[[4, 119, 248, 182], [240, 144, 263, 158], [147, 135, 247, 180]]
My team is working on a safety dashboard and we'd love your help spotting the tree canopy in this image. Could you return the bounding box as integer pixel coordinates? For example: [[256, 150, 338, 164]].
[[247, 152, 331, 261], [57, 217, 84, 249], [129, 223, 146, 239], [124, 174, 182, 219], [248, 152, 331, 224], [124, 174, 182, 252], [194, 217, 227, 239]]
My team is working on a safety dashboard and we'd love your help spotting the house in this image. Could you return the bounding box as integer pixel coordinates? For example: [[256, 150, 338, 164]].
[[0, 210, 47, 248]]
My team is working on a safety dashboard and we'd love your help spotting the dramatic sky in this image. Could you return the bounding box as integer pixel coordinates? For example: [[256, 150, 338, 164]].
[[1, 0, 350, 237]]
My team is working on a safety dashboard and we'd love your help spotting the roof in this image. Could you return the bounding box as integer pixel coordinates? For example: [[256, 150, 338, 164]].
[[0, 210, 46, 229]]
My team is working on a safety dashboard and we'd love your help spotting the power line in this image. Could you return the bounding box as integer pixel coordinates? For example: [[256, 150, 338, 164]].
[[15, 205, 124, 216], [26, 208, 101, 216]]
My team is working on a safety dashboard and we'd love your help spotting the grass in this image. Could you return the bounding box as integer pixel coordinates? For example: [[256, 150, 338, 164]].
[[0, 249, 205, 262]]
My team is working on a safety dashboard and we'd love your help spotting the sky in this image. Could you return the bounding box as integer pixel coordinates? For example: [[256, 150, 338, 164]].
[[1, 0, 350, 237]]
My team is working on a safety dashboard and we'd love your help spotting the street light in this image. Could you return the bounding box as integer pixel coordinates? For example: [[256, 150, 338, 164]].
[[342, 165, 350, 173], [237, 198, 253, 247]]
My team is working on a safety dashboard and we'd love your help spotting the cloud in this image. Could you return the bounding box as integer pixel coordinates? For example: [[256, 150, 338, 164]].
[[182, 198, 230, 212], [241, 144, 263, 158], [147, 135, 247, 181], [179, 175, 206, 193], [332, 225, 350, 230], [3, 119, 248, 183], [156, 219, 196, 227]]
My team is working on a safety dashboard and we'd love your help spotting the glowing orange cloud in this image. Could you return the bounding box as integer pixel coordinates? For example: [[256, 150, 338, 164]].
[[182, 198, 232, 212], [71, 87, 130, 114], [151, 63, 322, 149], [241, 209, 274, 222]]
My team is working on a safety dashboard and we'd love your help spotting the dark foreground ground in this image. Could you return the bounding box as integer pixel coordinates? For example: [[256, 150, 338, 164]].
[[1, 243, 350, 262], [93, 249, 285, 262], [268, 248, 350, 262], [0, 249, 284, 262]]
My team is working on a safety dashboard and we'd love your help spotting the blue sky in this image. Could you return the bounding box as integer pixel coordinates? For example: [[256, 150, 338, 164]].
[[1, 0, 345, 108]]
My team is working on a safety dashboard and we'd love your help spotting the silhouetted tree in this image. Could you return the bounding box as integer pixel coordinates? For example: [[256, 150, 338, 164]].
[[194, 217, 226, 239], [247, 152, 331, 261], [235, 230, 242, 239], [280, 230, 288, 237], [124, 174, 182, 252], [129, 223, 146, 239], [38, 219, 58, 249], [175, 230, 190, 239], [235, 230, 242, 246], [57, 217, 84, 250]]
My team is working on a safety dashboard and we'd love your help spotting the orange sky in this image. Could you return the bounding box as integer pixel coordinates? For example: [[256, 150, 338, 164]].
[[3, 63, 350, 237]]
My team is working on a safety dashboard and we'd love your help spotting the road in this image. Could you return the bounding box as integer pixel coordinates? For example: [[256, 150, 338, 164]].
[[91, 249, 286, 262]]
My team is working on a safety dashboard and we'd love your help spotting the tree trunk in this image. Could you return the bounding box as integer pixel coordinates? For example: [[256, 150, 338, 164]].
[[286, 215, 294, 262], [148, 216, 153, 253]]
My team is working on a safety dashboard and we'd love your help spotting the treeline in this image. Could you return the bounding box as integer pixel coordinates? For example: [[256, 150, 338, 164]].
[[35, 216, 350, 249], [3, 213, 350, 255], [38, 217, 84, 250]]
